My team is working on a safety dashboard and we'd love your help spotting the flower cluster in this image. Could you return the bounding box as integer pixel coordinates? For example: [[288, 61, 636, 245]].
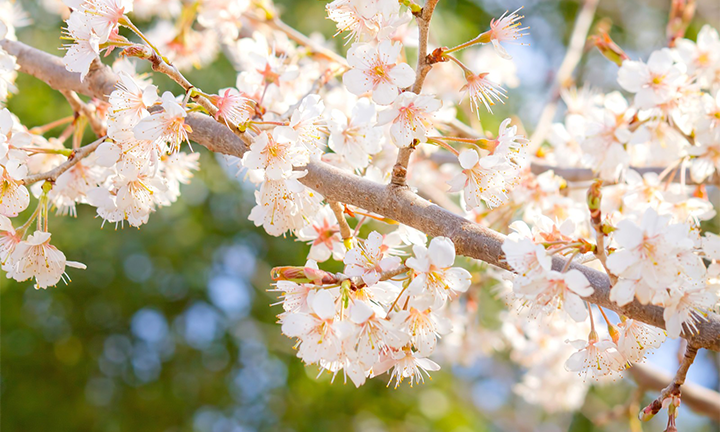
[[275, 234, 470, 387]]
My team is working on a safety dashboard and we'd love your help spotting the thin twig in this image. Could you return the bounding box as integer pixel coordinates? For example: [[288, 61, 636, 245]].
[[628, 363, 720, 420], [21, 136, 106, 185], [640, 344, 700, 418], [265, 18, 349, 68], [391, 0, 441, 187], [329, 201, 353, 241], [60, 90, 107, 137]]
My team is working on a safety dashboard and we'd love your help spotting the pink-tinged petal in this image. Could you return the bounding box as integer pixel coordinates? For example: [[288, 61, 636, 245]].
[[281, 313, 316, 337], [372, 81, 399, 105], [491, 39, 511, 60], [389, 62, 416, 88], [609, 279, 637, 306], [390, 121, 414, 148], [376, 40, 401, 64], [458, 149, 479, 169], [343, 69, 374, 96], [646, 49, 674, 73], [444, 267, 471, 293], [564, 269, 593, 297], [428, 237, 455, 268], [407, 274, 427, 295], [379, 256, 401, 271], [26, 230, 52, 245], [350, 300, 374, 324], [563, 293, 589, 322], [614, 220, 644, 248], [347, 43, 377, 68], [312, 289, 337, 320], [446, 172, 467, 193], [617, 60, 646, 93]]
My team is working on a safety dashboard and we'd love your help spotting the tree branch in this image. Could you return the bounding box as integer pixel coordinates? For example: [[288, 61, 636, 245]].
[[629, 362, 720, 420], [5, 39, 720, 353], [391, 0, 441, 187], [639, 344, 701, 419], [60, 90, 107, 137], [21, 136, 106, 185], [329, 201, 353, 241]]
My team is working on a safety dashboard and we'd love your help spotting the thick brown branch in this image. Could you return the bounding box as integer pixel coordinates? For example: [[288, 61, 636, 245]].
[[6, 39, 720, 353]]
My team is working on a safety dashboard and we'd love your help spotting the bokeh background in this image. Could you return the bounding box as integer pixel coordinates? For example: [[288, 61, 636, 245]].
[[2, 0, 720, 431]]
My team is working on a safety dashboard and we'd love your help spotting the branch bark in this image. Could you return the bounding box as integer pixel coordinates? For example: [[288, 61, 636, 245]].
[[4, 39, 720, 353], [392, 0, 441, 187], [638, 344, 702, 419], [21, 136, 106, 185]]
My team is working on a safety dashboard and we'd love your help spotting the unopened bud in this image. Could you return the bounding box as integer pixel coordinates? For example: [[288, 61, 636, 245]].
[[121, 45, 154, 60], [588, 329, 599, 344], [667, 0, 696, 47], [639, 405, 656, 422], [590, 31, 628, 66], [270, 266, 338, 285], [601, 223, 615, 235], [693, 184, 708, 199], [607, 324, 620, 343]]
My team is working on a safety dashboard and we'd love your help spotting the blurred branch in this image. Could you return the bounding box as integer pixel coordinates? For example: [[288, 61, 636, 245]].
[[529, 0, 599, 153], [264, 17, 349, 68], [6, 39, 720, 353]]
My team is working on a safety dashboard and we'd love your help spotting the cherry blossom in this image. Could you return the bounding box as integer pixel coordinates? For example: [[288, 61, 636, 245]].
[[565, 333, 627, 380], [249, 177, 323, 237], [241, 130, 308, 182], [447, 149, 516, 209], [5, 231, 85, 289], [616, 318, 665, 363], [515, 269, 594, 322], [377, 92, 441, 147], [461, 71, 507, 114], [663, 284, 718, 338], [343, 231, 401, 286], [133, 92, 192, 153], [372, 347, 440, 388], [484, 7, 529, 60], [0, 45, 18, 104], [328, 98, 383, 169], [342, 40, 415, 105], [405, 236, 471, 308], [606, 208, 703, 306], [108, 71, 158, 128], [617, 49, 687, 110], [210, 88, 255, 130], [295, 205, 345, 262]]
